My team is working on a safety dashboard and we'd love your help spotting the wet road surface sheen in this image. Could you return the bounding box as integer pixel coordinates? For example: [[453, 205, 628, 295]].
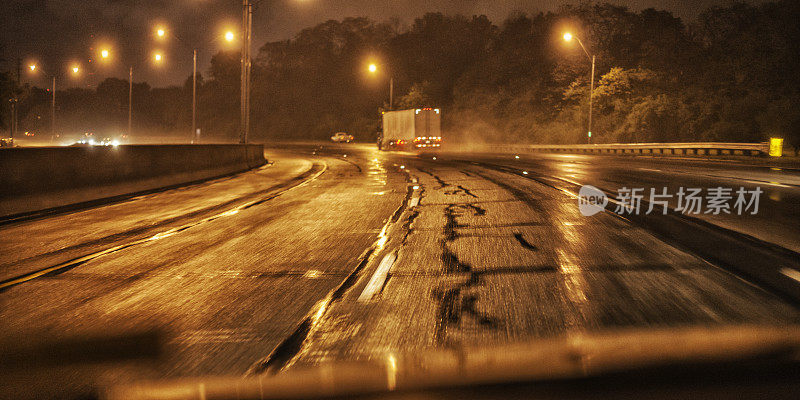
[[1, 145, 799, 396], [286, 151, 800, 368], [0, 148, 405, 392]]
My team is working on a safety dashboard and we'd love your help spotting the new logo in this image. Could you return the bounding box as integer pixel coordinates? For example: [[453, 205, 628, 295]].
[[578, 185, 608, 216]]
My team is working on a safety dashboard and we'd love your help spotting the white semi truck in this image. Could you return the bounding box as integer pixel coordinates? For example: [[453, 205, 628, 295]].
[[379, 108, 441, 150]]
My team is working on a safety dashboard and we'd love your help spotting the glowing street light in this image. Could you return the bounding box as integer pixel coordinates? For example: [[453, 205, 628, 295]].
[[71, 66, 80, 75], [153, 23, 235, 143], [25, 63, 56, 141], [100, 49, 110, 59], [367, 62, 394, 111], [562, 31, 596, 144]]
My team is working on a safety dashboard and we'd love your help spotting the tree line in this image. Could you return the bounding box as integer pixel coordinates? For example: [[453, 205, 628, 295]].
[[2, 1, 799, 150]]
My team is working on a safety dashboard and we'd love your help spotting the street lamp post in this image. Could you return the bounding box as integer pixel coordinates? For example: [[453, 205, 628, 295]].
[[27, 64, 58, 142], [192, 49, 197, 143], [368, 63, 394, 110], [128, 66, 133, 138], [9, 58, 21, 140], [240, 0, 253, 144], [155, 27, 198, 143], [155, 26, 235, 143], [9, 98, 17, 139], [51, 75, 56, 142], [563, 32, 596, 144]]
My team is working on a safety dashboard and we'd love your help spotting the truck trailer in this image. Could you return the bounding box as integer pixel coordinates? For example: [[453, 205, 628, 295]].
[[380, 108, 441, 150]]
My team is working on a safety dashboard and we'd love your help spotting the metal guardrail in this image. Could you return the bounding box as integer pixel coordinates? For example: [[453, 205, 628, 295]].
[[471, 142, 771, 157]]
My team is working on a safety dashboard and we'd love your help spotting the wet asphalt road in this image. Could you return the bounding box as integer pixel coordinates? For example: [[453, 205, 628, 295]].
[[1, 144, 799, 397]]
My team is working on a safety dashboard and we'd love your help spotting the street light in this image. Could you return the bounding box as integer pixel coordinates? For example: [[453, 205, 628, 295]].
[[26, 64, 57, 142], [368, 62, 394, 110], [240, 0, 254, 144], [154, 25, 237, 143], [154, 53, 163, 63], [100, 49, 110, 59], [563, 31, 596, 144], [128, 66, 133, 138], [155, 25, 229, 144]]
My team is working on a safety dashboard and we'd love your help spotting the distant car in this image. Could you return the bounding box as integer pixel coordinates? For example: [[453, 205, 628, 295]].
[[331, 132, 354, 143], [1, 138, 15, 148]]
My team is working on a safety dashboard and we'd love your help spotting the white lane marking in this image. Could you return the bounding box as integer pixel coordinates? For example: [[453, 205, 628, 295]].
[[409, 197, 419, 207], [358, 252, 397, 302], [780, 267, 800, 283]]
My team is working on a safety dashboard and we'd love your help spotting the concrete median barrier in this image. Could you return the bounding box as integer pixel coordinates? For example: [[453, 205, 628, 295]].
[[0, 144, 266, 219]]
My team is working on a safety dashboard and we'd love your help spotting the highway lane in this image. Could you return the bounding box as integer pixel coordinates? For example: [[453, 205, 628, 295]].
[[462, 152, 800, 253], [261, 148, 800, 370], [0, 153, 320, 282], [2, 144, 800, 398], [0, 148, 408, 397]]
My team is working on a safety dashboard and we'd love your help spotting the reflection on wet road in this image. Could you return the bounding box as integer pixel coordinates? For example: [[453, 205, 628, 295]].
[[1, 145, 799, 397], [288, 150, 799, 369]]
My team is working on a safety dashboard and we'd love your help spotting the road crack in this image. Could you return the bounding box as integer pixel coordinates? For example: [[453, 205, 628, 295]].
[[433, 202, 502, 344]]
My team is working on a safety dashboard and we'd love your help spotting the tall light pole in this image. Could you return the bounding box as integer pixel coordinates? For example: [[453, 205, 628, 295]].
[[128, 66, 133, 138], [155, 26, 237, 144], [9, 97, 17, 140], [9, 58, 21, 140], [368, 63, 394, 110], [563, 32, 596, 144], [27, 64, 58, 142], [51, 75, 56, 142], [96, 47, 158, 139], [192, 49, 197, 143], [155, 26, 203, 143], [240, 0, 253, 144]]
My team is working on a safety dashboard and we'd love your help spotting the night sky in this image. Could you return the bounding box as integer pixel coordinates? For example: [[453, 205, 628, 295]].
[[1, 0, 763, 88]]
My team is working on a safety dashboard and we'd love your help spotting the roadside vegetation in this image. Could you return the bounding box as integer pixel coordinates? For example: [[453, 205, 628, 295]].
[[2, 1, 799, 151]]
